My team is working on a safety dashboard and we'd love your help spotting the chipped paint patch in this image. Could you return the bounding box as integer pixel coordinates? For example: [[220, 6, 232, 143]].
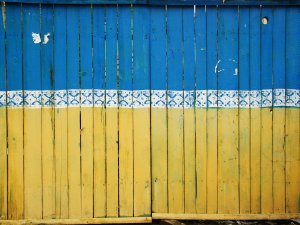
[[43, 33, 50, 44], [215, 60, 221, 74], [1, 2, 6, 30], [32, 32, 41, 44], [234, 68, 238, 76]]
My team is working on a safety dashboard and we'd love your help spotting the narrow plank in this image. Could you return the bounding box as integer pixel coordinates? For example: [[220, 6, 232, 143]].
[[66, 5, 81, 218], [0, 2, 7, 219], [150, 6, 168, 214], [285, 7, 300, 213], [23, 4, 42, 219], [105, 5, 119, 217], [183, 6, 196, 214], [217, 6, 239, 214], [118, 5, 133, 217], [6, 3, 24, 219], [238, 6, 251, 214], [133, 5, 151, 216], [79, 5, 94, 218], [272, 7, 286, 214], [53, 5, 68, 218], [166, 6, 184, 214], [41, 4, 55, 219], [93, 5, 106, 218], [195, 5, 207, 214], [249, 7, 261, 214], [260, 6, 273, 214], [206, 6, 218, 214]]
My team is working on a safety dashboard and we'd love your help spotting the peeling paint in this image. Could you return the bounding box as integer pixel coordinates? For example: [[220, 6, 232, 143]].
[[1, 2, 5, 30], [234, 68, 238, 76], [215, 60, 221, 74], [32, 32, 41, 44], [200, 48, 206, 51], [43, 33, 50, 44]]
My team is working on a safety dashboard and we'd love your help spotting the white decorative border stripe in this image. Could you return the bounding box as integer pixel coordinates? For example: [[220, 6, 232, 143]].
[[0, 89, 299, 108]]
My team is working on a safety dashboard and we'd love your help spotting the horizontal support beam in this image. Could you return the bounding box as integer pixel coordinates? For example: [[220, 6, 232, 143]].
[[0, 217, 152, 224], [152, 213, 300, 220], [3, 0, 300, 5]]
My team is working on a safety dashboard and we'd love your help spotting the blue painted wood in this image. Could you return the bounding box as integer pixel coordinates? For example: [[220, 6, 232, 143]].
[[249, 7, 261, 92], [206, 7, 217, 92], [4, 0, 300, 6], [80, 5, 93, 90], [41, 5, 54, 92], [286, 7, 300, 90], [6, 4, 23, 92], [183, 6, 195, 92], [273, 7, 285, 90], [0, 2, 5, 93], [133, 6, 150, 90], [195, 6, 207, 91], [54, 5, 67, 91], [93, 5, 105, 90], [167, 6, 183, 92], [239, 7, 250, 91], [67, 6, 79, 90], [119, 6, 132, 91], [150, 6, 166, 91], [106, 6, 118, 90], [217, 6, 238, 91], [261, 7, 273, 91]]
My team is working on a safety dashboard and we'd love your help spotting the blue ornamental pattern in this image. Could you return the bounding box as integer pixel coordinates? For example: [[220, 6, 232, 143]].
[[0, 89, 299, 108]]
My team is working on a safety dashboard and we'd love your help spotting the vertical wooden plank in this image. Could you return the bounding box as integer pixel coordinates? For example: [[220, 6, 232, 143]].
[[79, 5, 94, 218], [195, 5, 207, 214], [118, 5, 133, 217], [23, 4, 42, 219], [217, 6, 239, 214], [272, 7, 286, 214], [41, 4, 55, 219], [150, 6, 168, 214], [206, 6, 218, 214], [239, 6, 251, 214], [6, 3, 24, 220], [285, 7, 300, 213], [53, 5, 68, 219], [183, 6, 196, 214], [0, 2, 7, 220], [66, 5, 81, 218], [133, 5, 151, 217], [249, 7, 261, 214], [105, 5, 119, 217], [93, 5, 106, 218], [260, 6, 273, 214], [166, 6, 184, 214]]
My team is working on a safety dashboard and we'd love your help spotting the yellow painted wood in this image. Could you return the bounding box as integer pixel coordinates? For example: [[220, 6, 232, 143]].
[[7, 108, 24, 219], [0, 217, 152, 224], [81, 107, 94, 217], [250, 108, 261, 213], [42, 107, 55, 219], [217, 109, 239, 214], [106, 108, 119, 217], [195, 108, 207, 213], [54, 108, 68, 219], [167, 108, 184, 214], [239, 108, 251, 213], [151, 108, 168, 213], [134, 108, 151, 216], [152, 213, 300, 220], [286, 108, 300, 213], [93, 107, 106, 217], [261, 108, 273, 213], [272, 108, 286, 213], [0, 107, 7, 219], [67, 107, 81, 218], [184, 108, 196, 213], [119, 108, 133, 216], [206, 109, 218, 214], [24, 108, 42, 219]]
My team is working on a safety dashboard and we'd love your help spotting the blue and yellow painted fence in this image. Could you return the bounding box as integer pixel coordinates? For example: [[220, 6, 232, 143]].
[[0, 1, 299, 223]]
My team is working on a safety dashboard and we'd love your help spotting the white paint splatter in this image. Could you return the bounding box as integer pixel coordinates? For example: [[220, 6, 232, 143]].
[[43, 33, 50, 44], [32, 32, 41, 44], [215, 60, 221, 74], [234, 68, 238, 76]]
